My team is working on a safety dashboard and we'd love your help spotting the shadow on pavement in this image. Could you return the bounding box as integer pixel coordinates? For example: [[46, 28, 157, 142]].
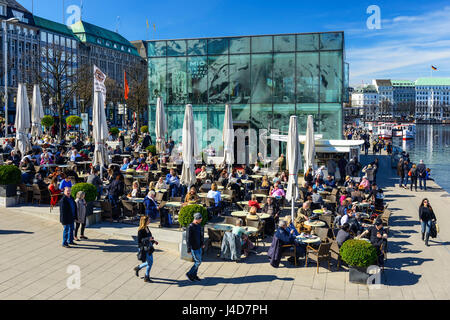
[[387, 256, 433, 269], [0, 230, 34, 235], [153, 274, 296, 287], [383, 269, 422, 286], [66, 238, 138, 253]]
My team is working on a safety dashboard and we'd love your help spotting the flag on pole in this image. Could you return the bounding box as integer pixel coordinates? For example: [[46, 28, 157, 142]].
[[431, 65, 437, 70], [153, 23, 156, 31], [146, 19, 149, 29], [124, 71, 129, 100]]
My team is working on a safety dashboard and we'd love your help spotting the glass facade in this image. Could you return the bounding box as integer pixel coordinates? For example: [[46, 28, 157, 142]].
[[147, 32, 345, 148]]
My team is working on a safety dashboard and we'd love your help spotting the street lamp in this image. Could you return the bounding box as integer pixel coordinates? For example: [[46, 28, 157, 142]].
[[3, 17, 19, 137]]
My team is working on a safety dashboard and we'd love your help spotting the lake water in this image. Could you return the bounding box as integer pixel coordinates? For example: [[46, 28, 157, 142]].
[[392, 124, 450, 193]]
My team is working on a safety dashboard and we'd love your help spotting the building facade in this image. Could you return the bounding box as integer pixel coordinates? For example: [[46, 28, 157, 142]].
[[146, 32, 347, 152], [350, 84, 378, 121], [391, 80, 415, 120], [415, 78, 450, 121]]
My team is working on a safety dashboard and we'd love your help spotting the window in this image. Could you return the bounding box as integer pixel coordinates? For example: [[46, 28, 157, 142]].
[[40, 31, 47, 42], [0, 5, 6, 16]]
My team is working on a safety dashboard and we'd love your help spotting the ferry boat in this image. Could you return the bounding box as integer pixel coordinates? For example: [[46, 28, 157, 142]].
[[376, 123, 394, 139], [401, 123, 416, 140]]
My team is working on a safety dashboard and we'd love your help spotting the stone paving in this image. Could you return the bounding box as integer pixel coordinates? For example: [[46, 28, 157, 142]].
[[1, 157, 449, 300]]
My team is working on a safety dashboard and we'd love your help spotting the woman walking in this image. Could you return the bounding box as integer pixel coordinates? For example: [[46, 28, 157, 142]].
[[74, 191, 88, 241], [419, 198, 437, 246], [134, 216, 158, 282]]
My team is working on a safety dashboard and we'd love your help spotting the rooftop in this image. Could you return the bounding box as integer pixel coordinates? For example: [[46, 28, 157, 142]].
[[391, 80, 415, 87], [33, 16, 76, 39], [415, 78, 450, 86]]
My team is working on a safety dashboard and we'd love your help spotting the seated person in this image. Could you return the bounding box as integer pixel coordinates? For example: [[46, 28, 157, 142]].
[[248, 194, 261, 210], [295, 205, 311, 233], [125, 164, 136, 174], [165, 169, 181, 198], [285, 216, 300, 236], [196, 166, 208, 180], [149, 158, 158, 171], [336, 223, 352, 248], [120, 158, 130, 171], [136, 160, 149, 172], [358, 220, 388, 266], [247, 206, 259, 218], [232, 219, 255, 257], [252, 161, 261, 173], [359, 176, 370, 191], [351, 184, 364, 202], [207, 182, 222, 208], [262, 196, 280, 236], [311, 189, 324, 209], [129, 181, 143, 198], [275, 220, 305, 260], [155, 177, 169, 190], [312, 180, 324, 192], [324, 175, 336, 189], [143, 190, 160, 220], [270, 182, 286, 198], [344, 176, 353, 188], [260, 176, 270, 190], [228, 179, 244, 201], [59, 176, 72, 191], [184, 186, 199, 204], [33, 173, 48, 189]]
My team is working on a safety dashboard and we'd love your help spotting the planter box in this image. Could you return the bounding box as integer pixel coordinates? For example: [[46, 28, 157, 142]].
[[86, 211, 102, 227], [180, 230, 193, 262], [0, 184, 17, 198], [349, 266, 370, 284], [0, 196, 17, 207]]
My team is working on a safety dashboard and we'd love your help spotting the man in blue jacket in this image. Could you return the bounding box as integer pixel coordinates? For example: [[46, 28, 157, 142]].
[[60, 187, 77, 248], [416, 160, 427, 191], [186, 213, 204, 282]]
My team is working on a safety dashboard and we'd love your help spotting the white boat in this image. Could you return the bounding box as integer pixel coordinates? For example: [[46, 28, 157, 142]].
[[402, 124, 416, 140], [377, 123, 394, 139]]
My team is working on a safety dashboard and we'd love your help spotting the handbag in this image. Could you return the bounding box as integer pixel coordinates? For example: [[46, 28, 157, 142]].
[[137, 247, 146, 262], [429, 222, 437, 238]]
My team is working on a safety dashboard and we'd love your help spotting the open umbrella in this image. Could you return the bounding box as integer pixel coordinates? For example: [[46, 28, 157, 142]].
[[14, 83, 31, 157], [31, 84, 44, 140], [286, 115, 302, 220], [180, 104, 198, 188], [222, 104, 234, 169], [155, 96, 167, 154], [303, 115, 316, 172], [92, 91, 109, 179]]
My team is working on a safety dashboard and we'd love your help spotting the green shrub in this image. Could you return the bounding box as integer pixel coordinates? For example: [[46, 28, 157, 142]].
[[178, 204, 208, 227], [110, 127, 120, 136], [71, 183, 98, 202], [66, 115, 82, 126], [0, 165, 22, 185], [339, 239, 378, 268], [145, 145, 156, 154], [41, 115, 54, 128], [140, 125, 149, 133]]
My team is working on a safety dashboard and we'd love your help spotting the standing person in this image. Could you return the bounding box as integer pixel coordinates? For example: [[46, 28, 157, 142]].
[[134, 216, 158, 282], [186, 212, 205, 282], [409, 164, 418, 191], [326, 158, 337, 179], [402, 159, 411, 189], [417, 160, 427, 191], [419, 198, 436, 247], [59, 187, 77, 248], [74, 191, 88, 241], [338, 156, 347, 185], [397, 158, 405, 188]]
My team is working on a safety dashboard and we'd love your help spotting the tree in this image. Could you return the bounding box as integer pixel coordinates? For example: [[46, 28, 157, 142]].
[[125, 61, 148, 131], [75, 63, 93, 113], [33, 40, 79, 139]]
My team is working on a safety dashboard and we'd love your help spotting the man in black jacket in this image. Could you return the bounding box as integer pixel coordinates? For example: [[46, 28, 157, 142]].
[[60, 187, 77, 248], [186, 212, 204, 282], [416, 160, 427, 191], [338, 156, 348, 184]]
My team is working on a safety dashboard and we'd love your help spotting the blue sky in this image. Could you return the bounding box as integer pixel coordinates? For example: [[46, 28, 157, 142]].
[[19, 0, 450, 86]]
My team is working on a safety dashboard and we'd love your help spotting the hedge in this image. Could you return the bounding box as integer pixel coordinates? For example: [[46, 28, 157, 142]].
[[0, 165, 22, 185], [71, 183, 98, 202], [178, 204, 208, 227], [339, 239, 378, 268]]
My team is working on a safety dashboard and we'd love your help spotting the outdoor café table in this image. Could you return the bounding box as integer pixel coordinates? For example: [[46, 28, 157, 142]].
[[319, 191, 330, 196], [296, 234, 321, 245], [221, 194, 232, 200], [211, 223, 257, 236], [236, 201, 248, 209], [253, 193, 268, 199], [127, 197, 145, 203], [198, 193, 208, 198], [231, 211, 248, 218], [249, 175, 263, 180], [246, 213, 270, 221], [304, 220, 326, 228], [241, 179, 253, 184], [164, 202, 182, 209], [155, 188, 167, 193], [217, 185, 224, 190]]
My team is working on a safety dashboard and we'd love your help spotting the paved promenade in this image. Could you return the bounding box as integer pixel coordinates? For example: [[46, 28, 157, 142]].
[[0, 157, 449, 300]]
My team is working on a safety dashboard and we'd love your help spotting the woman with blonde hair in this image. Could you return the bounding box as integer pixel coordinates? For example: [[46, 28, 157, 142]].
[[260, 175, 270, 190], [74, 191, 88, 241], [134, 216, 158, 282]]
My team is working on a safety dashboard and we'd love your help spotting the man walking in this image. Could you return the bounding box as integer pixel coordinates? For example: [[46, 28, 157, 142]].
[[186, 212, 204, 282], [60, 187, 77, 248], [417, 160, 427, 191]]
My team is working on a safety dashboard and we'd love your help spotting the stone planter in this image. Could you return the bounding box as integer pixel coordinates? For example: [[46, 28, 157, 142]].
[[348, 266, 370, 284], [0, 184, 17, 198], [180, 230, 193, 262]]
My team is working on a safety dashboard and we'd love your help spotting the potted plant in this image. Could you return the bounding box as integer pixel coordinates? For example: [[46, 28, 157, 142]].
[[339, 239, 378, 284], [41, 115, 55, 133], [110, 127, 120, 139], [140, 125, 149, 134], [71, 183, 98, 224], [145, 145, 157, 155], [66, 115, 83, 127], [0, 165, 22, 198]]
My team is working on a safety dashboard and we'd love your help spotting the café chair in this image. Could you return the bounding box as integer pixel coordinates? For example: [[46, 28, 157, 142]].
[[305, 242, 332, 273], [205, 228, 223, 256], [224, 216, 238, 225], [121, 200, 138, 218], [330, 240, 342, 270], [32, 185, 50, 205], [314, 227, 330, 243], [246, 219, 265, 247], [281, 244, 298, 266]]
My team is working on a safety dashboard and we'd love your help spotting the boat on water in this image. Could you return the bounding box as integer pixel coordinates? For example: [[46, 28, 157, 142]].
[[376, 123, 394, 139], [373, 122, 416, 140]]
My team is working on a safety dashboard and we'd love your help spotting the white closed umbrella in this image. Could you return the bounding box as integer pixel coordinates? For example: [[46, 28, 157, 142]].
[[222, 104, 234, 168], [180, 104, 198, 188], [286, 115, 302, 220], [92, 91, 109, 179], [14, 83, 31, 157], [155, 97, 167, 154], [303, 115, 316, 172], [31, 84, 44, 140]]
